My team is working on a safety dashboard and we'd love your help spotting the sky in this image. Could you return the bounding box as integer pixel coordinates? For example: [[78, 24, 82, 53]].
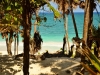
[[39, 1, 100, 13]]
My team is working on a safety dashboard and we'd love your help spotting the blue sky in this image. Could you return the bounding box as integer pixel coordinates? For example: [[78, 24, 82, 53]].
[[73, 6, 100, 12], [51, 1, 100, 12], [39, 1, 100, 12]]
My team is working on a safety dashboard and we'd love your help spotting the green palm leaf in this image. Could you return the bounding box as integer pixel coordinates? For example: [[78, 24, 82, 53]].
[[82, 48, 100, 72], [48, 3, 61, 18]]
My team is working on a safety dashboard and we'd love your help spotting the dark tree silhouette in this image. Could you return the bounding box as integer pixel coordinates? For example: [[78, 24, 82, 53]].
[[34, 31, 43, 53]]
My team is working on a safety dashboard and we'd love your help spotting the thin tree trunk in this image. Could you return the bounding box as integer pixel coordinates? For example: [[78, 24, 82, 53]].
[[6, 38, 12, 56], [87, 0, 94, 47], [7, 42, 12, 56], [69, 0, 79, 38], [83, 0, 89, 45], [34, 9, 39, 33], [14, 37, 16, 56], [22, 0, 31, 75], [81, 1, 90, 72], [34, 20, 37, 33], [32, 9, 39, 55], [62, 0, 70, 55], [6, 31, 13, 56], [17, 32, 19, 54], [65, 14, 70, 54], [71, 9, 79, 38]]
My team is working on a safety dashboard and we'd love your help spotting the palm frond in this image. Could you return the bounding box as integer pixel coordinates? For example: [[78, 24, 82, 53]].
[[81, 62, 97, 75]]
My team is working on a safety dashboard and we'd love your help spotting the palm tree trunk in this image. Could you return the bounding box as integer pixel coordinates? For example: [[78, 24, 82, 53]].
[[34, 9, 39, 33], [81, 1, 94, 74], [83, 0, 89, 45], [34, 20, 37, 33], [62, 0, 70, 55], [80, 1, 90, 74], [17, 32, 19, 54], [71, 9, 79, 37], [69, 0, 79, 38], [22, 0, 31, 75], [81, 0, 89, 64], [65, 14, 70, 54], [87, 0, 94, 47]]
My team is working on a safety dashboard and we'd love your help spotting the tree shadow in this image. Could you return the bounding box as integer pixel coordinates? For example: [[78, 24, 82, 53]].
[[30, 57, 81, 75], [0, 51, 81, 75], [0, 55, 23, 75]]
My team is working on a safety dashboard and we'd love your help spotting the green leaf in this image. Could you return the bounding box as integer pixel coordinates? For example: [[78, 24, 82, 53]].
[[6, 17, 9, 21], [18, 7, 23, 14], [48, 3, 61, 19], [6, 6, 11, 10], [89, 52, 100, 72], [14, 17, 17, 21], [84, 49, 100, 72], [15, 2, 18, 6]]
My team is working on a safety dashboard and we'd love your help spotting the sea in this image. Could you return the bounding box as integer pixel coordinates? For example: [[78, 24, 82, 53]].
[[0, 12, 100, 53]]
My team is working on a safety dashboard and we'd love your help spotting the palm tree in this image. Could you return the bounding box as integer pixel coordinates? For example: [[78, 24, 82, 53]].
[[69, 0, 79, 38], [52, 0, 84, 54], [83, 0, 91, 46], [52, 0, 70, 54]]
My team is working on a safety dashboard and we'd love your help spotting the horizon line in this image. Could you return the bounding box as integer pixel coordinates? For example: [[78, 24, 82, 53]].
[[39, 11, 100, 13]]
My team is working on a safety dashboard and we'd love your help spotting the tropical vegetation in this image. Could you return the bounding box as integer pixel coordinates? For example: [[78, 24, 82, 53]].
[[0, 0, 100, 75]]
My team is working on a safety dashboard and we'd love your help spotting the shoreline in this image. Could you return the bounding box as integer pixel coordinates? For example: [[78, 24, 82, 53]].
[[0, 42, 90, 75], [0, 41, 73, 55]]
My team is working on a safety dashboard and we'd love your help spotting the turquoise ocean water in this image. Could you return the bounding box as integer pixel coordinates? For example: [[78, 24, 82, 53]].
[[35, 12, 100, 42], [0, 12, 100, 51]]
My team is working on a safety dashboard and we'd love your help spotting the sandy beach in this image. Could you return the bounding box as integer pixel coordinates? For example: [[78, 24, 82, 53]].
[[0, 44, 83, 75], [0, 42, 89, 75], [0, 52, 82, 75], [0, 1, 99, 74]]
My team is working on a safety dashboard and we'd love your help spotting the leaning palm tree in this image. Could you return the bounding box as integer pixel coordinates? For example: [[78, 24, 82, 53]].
[[69, 0, 79, 38], [52, 0, 83, 54], [61, 0, 70, 54], [52, 0, 70, 54], [81, 0, 99, 63]]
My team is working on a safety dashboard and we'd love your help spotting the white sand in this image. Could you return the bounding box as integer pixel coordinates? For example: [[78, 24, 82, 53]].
[[0, 42, 86, 75], [0, 41, 73, 54], [0, 52, 81, 75]]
